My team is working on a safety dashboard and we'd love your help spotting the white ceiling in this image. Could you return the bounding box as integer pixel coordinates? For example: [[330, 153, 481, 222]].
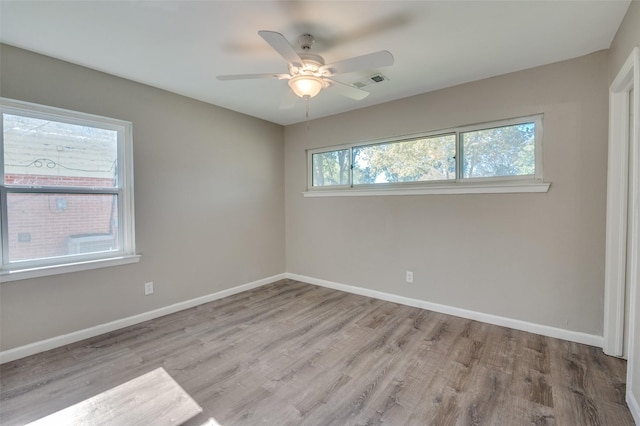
[[0, 1, 631, 126]]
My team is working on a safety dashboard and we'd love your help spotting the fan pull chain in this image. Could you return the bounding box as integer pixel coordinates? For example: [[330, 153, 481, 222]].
[[304, 95, 311, 131], [304, 95, 310, 119]]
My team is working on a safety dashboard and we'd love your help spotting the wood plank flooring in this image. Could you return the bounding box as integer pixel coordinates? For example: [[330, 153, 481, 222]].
[[0, 279, 633, 425], [26, 367, 202, 425]]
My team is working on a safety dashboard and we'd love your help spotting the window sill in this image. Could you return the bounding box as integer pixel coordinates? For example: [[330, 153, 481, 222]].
[[303, 182, 551, 197], [0, 254, 141, 283]]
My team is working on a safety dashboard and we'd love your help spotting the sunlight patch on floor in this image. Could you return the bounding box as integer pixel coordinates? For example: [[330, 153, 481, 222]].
[[26, 368, 202, 425]]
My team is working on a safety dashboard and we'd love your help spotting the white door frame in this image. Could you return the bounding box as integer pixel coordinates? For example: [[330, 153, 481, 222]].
[[604, 46, 639, 358]]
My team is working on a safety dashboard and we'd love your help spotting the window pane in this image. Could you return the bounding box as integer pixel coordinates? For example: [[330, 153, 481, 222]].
[[7, 193, 119, 262], [462, 122, 535, 178], [312, 149, 350, 187], [353, 134, 456, 184], [3, 113, 118, 187]]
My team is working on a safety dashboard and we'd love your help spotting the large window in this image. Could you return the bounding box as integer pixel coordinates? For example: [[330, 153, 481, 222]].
[[307, 115, 547, 195], [1, 98, 137, 280]]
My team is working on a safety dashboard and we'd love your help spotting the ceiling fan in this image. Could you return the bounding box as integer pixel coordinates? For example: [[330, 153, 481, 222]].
[[217, 31, 394, 103]]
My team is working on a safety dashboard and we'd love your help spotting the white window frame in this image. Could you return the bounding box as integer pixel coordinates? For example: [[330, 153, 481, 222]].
[[305, 115, 550, 197], [0, 98, 139, 282]]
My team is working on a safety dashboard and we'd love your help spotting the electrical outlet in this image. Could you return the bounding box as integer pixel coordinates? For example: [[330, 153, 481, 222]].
[[144, 282, 154, 295], [406, 271, 413, 283]]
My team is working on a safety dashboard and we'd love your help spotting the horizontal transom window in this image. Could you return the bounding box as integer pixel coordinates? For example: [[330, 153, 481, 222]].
[[307, 115, 545, 194]]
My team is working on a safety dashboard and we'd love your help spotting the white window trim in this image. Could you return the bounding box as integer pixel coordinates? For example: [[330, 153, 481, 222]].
[[0, 97, 138, 281], [305, 114, 549, 196], [0, 255, 141, 283], [303, 181, 550, 197]]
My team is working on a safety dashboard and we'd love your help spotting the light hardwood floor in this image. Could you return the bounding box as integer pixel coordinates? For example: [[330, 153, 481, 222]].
[[0, 279, 634, 425]]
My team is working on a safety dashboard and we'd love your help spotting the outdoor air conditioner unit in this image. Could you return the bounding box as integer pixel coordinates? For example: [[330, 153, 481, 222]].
[[66, 233, 115, 255]]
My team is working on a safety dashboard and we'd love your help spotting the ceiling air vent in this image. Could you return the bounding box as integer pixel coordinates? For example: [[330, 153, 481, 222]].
[[352, 73, 389, 89]]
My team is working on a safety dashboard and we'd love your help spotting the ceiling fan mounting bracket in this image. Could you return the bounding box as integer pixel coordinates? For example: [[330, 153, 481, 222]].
[[297, 34, 315, 51]]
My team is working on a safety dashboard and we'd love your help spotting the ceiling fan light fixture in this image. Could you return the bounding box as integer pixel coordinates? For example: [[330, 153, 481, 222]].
[[288, 75, 324, 98]]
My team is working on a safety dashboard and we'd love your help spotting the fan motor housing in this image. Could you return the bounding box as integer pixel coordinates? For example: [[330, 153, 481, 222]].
[[292, 53, 325, 75]]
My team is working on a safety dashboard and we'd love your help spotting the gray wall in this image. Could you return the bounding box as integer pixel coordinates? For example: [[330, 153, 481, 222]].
[[608, 0, 640, 411], [609, 0, 640, 81], [285, 51, 609, 336], [0, 44, 286, 351]]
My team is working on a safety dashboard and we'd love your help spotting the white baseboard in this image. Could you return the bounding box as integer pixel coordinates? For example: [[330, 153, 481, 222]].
[[628, 390, 640, 425], [0, 272, 605, 364], [286, 273, 603, 348], [0, 273, 285, 364]]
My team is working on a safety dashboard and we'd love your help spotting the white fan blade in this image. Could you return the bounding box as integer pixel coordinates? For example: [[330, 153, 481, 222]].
[[325, 79, 370, 100], [217, 73, 289, 81], [279, 90, 299, 109], [320, 50, 394, 75], [258, 30, 303, 69]]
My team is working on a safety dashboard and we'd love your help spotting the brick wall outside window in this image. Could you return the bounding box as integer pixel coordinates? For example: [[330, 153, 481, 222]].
[[5, 174, 118, 262]]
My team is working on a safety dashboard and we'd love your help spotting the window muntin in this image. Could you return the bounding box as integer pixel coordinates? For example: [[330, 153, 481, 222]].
[[307, 115, 543, 191], [1, 98, 135, 273]]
